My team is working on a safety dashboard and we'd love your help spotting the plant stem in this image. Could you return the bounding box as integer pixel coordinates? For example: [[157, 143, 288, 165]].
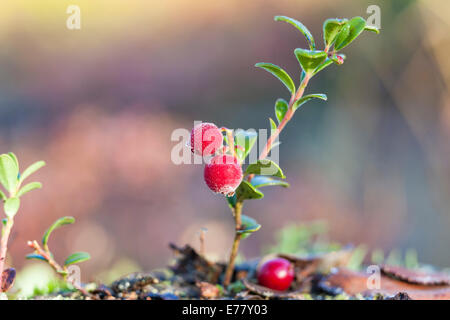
[[27, 240, 95, 298], [257, 74, 311, 162], [27, 240, 65, 275], [223, 201, 243, 287], [0, 218, 14, 291]]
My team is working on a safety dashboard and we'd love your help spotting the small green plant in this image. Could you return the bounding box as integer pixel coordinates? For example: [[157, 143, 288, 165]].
[[0, 153, 45, 292], [26, 216, 91, 291], [189, 16, 379, 287]]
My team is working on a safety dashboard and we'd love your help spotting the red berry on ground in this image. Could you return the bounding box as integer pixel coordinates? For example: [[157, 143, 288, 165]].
[[257, 258, 294, 291], [190, 123, 223, 156], [204, 154, 243, 196]]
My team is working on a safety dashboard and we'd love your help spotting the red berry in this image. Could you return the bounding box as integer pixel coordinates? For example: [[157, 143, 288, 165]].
[[190, 123, 223, 156], [257, 258, 294, 291], [204, 155, 242, 196]]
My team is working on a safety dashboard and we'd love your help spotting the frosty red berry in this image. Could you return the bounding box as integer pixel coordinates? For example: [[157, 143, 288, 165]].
[[204, 155, 243, 196], [257, 258, 294, 291], [190, 122, 223, 156]]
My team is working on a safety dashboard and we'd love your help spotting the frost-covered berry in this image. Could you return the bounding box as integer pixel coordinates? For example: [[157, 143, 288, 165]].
[[190, 122, 223, 156], [204, 155, 242, 196], [257, 258, 294, 291]]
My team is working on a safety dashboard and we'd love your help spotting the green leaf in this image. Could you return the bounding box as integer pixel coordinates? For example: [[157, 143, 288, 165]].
[[255, 63, 295, 94], [4, 197, 20, 218], [0, 190, 6, 202], [1, 218, 6, 227], [0, 154, 19, 193], [26, 253, 47, 261], [245, 160, 285, 178], [7, 153, 19, 172], [323, 18, 348, 47], [294, 49, 327, 74], [237, 215, 261, 239], [16, 182, 42, 198], [234, 130, 258, 162], [274, 16, 315, 50], [334, 17, 366, 51], [364, 25, 380, 34], [269, 118, 277, 131], [236, 180, 264, 201], [313, 58, 334, 75], [292, 93, 327, 111], [226, 193, 237, 209], [19, 161, 45, 185], [64, 252, 91, 266], [251, 176, 290, 188], [275, 98, 289, 124], [42, 216, 75, 247], [334, 22, 350, 50]]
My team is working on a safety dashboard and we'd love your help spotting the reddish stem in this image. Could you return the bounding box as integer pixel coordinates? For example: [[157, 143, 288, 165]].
[[257, 74, 311, 162], [0, 218, 13, 291]]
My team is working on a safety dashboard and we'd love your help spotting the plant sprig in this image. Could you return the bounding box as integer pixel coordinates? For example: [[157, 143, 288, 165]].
[[222, 15, 379, 287], [0, 153, 45, 292], [26, 216, 91, 294]]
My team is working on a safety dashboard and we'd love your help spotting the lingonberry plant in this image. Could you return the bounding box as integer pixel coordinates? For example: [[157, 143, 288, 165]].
[[26, 216, 91, 292], [0, 153, 45, 292], [190, 16, 379, 288]]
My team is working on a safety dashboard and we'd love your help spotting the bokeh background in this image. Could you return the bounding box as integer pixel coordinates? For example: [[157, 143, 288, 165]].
[[1, 0, 450, 288]]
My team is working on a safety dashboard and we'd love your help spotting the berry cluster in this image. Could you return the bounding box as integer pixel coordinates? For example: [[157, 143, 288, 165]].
[[190, 122, 243, 196]]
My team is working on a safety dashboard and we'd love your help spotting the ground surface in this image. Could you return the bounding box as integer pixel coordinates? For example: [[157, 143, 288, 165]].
[[30, 243, 450, 300]]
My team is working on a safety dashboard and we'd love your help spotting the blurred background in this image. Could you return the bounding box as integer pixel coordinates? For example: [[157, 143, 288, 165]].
[[1, 0, 450, 289]]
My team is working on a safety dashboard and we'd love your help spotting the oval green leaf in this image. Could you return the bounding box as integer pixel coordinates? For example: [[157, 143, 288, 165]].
[[274, 16, 315, 50], [4, 197, 20, 218], [323, 18, 348, 47], [294, 49, 327, 74], [237, 214, 261, 239], [0, 154, 19, 193], [255, 63, 295, 94], [236, 180, 264, 201], [42, 216, 75, 247], [334, 17, 366, 51], [251, 176, 290, 189], [16, 182, 42, 198], [19, 161, 45, 185], [275, 98, 289, 124], [292, 93, 327, 111], [64, 252, 91, 266], [313, 58, 334, 75], [245, 160, 285, 178]]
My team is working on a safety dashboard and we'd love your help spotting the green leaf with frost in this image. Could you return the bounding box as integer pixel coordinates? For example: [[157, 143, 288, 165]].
[[274, 16, 315, 50], [292, 93, 327, 111], [255, 63, 295, 95], [245, 160, 285, 178]]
